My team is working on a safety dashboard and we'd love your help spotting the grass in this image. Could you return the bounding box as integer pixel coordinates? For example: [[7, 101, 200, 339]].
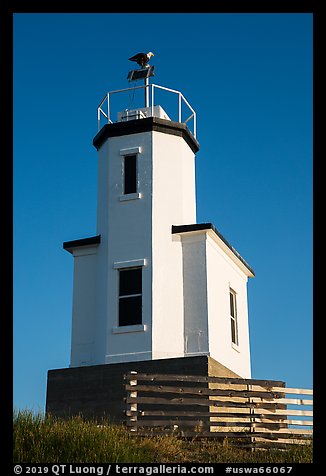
[[13, 410, 312, 464]]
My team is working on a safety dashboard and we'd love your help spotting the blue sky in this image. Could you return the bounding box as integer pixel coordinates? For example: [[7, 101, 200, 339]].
[[13, 13, 313, 412]]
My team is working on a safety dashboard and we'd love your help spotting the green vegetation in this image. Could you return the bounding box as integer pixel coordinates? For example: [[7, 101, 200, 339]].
[[13, 410, 312, 464]]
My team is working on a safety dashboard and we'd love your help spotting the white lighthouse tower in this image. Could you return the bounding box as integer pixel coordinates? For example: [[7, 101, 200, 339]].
[[62, 57, 255, 379]]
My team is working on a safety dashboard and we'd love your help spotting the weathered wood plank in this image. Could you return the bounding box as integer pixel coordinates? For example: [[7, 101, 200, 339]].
[[124, 375, 312, 397], [268, 387, 313, 395], [126, 416, 312, 427], [126, 414, 312, 427], [237, 440, 311, 449], [124, 373, 285, 387], [126, 372, 138, 433], [234, 384, 312, 395], [250, 397, 313, 406], [125, 383, 285, 399], [126, 408, 313, 418], [126, 419, 292, 429], [210, 416, 312, 426], [251, 408, 313, 417], [283, 419, 313, 426], [126, 396, 264, 408], [126, 395, 312, 407], [257, 427, 313, 435], [128, 430, 312, 439], [251, 436, 312, 445]]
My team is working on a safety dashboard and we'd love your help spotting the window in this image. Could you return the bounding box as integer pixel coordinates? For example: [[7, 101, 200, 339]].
[[118, 267, 142, 326], [229, 289, 239, 346], [124, 154, 137, 195]]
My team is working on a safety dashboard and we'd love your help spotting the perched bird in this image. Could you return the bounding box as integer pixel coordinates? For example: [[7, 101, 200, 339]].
[[128, 51, 154, 68]]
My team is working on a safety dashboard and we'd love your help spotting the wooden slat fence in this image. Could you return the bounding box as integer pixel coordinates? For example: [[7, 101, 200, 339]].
[[124, 372, 313, 450]]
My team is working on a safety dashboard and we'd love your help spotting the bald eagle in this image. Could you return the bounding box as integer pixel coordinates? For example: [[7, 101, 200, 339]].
[[128, 52, 154, 68]]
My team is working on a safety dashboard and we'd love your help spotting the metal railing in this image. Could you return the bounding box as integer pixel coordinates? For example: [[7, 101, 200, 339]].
[[97, 83, 196, 138]]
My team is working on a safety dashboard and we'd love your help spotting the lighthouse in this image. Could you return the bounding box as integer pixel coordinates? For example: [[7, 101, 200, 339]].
[[46, 57, 255, 418]]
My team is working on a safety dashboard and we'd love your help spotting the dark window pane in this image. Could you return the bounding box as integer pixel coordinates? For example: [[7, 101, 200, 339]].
[[124, 155, 137, 194], [230, 291, 236, 318], [119, 268, 142, 296], [119, 296, 142, 326], [231, 318, 237, 344]]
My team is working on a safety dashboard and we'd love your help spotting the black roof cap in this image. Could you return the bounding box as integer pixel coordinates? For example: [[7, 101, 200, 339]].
[[93, 116, 199, 154]]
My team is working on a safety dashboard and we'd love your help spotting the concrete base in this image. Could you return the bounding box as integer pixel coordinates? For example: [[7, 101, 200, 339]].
[[46, 356, 239, 421]]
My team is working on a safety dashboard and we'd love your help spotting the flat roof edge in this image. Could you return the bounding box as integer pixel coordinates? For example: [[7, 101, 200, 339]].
[[172, 224, 255, 277], [63, 235, 101, 254]]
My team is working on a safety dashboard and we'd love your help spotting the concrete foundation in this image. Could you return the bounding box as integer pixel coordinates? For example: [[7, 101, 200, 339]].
[[46, 355, 239, 422]]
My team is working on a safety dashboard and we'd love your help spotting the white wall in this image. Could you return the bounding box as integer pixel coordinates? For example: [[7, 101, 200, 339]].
[[95, 125, 197, 363], [98, 133, 153, 364], [178, 229, 252, 378], [93, 140, 110, 365], [181, 234, 209, 356], [70, 246, 98, 367], [206, 232, 251, 378], [151, 131, 196, 359]]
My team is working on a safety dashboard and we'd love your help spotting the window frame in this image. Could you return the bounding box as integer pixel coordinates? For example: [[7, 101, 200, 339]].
[[123, 153, 137, 195], [118, 266, 142, 327], [112, 259, 147, 333], [119, 147, 142, 201], [229, 288, 239, 347]]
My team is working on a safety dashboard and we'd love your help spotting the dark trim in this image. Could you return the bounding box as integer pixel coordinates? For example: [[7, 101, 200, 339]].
[[172, 223, 255, 276], [63, 235, 101, 254], [93, 117, 199, 154]]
